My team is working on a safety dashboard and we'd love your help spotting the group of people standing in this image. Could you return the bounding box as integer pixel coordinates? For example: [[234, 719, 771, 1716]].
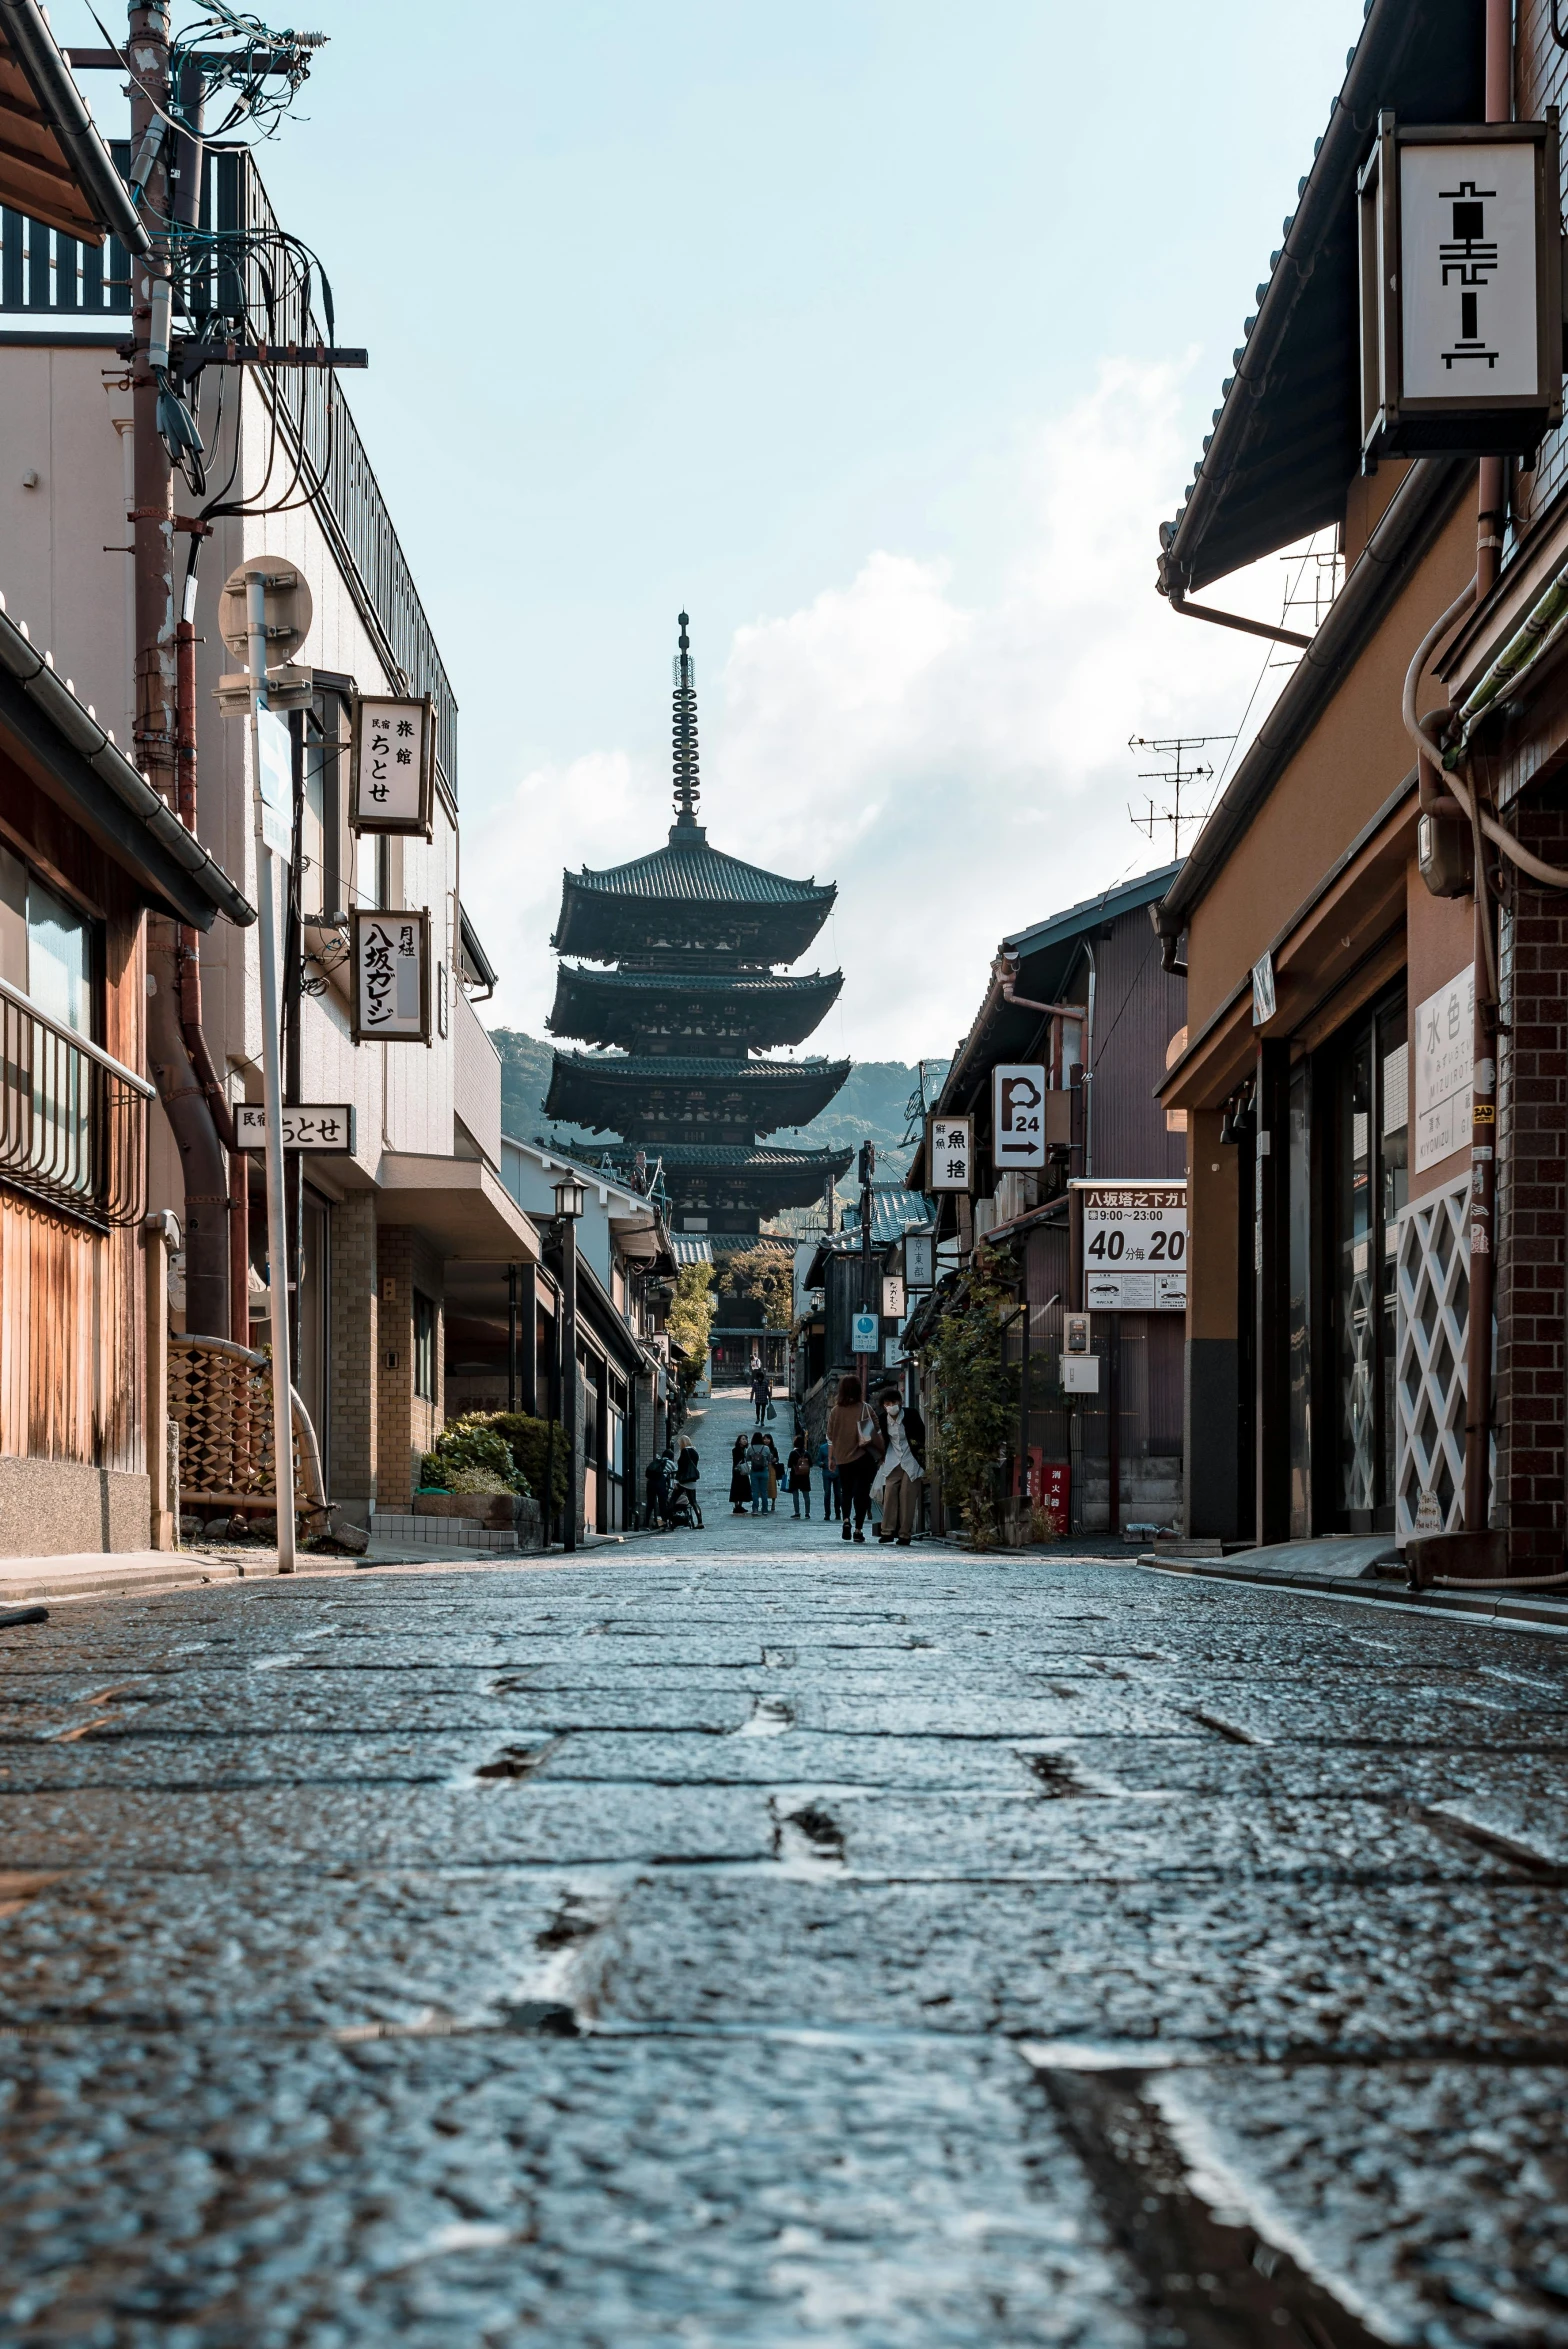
[[724, 1373, 925, 1541]]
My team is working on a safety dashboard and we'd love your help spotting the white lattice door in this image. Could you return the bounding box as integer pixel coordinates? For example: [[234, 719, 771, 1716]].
[[1393, 1175, 1484, 1538]]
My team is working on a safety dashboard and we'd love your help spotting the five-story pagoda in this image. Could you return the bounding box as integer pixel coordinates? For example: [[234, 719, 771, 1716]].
[[545, 615, 852, 1239]]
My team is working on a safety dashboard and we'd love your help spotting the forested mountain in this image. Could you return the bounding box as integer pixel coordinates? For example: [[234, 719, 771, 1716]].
[[488, 1031, 947, 1185]]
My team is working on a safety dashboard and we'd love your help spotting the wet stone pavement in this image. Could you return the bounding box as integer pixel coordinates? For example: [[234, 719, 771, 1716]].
[[4, 1399, 1568, 2343]]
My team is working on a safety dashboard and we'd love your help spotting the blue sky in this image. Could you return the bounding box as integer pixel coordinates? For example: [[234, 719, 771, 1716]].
[[66, 0, 1368, 1057]]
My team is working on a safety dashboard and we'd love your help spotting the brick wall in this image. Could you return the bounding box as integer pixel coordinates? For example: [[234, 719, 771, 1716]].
[[374, 1226, 447, 1509], [1496, 782, 1568, 1568], [328, 1193, 378, 1523]]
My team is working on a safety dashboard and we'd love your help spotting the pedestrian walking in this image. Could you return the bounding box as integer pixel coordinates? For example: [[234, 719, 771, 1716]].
[[817, 1433, 840, 1520], [729, 1432, 752, 1515], [750, 1362, 771, 1426], [675, 1434, 704, 1529], [644, 1450, 670, 1532], [870, 1384, 925, 1545], [787, 1435, 812, 1518], [826, 1373, 883, 1543], [747, 1428, 772, 1515], [763, 1429, 780, 1511]]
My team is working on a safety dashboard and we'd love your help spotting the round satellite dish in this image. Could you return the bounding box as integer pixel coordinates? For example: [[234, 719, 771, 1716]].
[[218, 557, 313, 664]]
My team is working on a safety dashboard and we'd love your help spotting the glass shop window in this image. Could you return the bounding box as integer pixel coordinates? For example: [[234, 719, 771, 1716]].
[[413, 1290, 436, 1401], [0, 843, 95, 1036], [1327, 983, 1407, 1532]]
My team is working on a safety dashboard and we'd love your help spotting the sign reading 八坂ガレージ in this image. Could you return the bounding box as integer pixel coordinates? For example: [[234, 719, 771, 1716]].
[[1075, 1181, 1187, 1311], [1414, 964, 1474, 1172], [351, 908, 431, 1043], [927, 1114, 972, 1193], [351, 693, 434, 835]]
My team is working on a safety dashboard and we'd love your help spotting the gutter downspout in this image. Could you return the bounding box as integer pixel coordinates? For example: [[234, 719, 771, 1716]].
[[1081, 940, 1097, 1182], [1167, 586, 1311, 651]]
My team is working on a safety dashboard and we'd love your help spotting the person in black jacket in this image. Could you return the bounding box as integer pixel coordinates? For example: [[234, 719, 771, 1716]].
[[872, 1385, 926, 1545], [675, 1435, 703, 1528]]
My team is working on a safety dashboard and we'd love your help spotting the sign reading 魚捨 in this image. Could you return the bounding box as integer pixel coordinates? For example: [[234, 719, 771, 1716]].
[[1076, 1181, 1187, 1311], [927, 1114, 972, 1193], [1414, 964, 1474, 1172], [351, 909, 431, 1044]]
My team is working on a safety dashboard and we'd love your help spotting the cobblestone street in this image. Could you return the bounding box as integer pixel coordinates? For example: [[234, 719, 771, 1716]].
[[3, 1407, 1568, 2344]]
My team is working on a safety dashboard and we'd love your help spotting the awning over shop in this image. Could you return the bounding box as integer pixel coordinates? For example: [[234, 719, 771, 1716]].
[[374, 1153, 542, 1262]]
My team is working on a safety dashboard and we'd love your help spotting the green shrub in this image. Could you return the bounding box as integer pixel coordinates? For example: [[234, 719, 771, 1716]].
[[421, 1418, 527, 1496], [479, 1412, 567, 1513]]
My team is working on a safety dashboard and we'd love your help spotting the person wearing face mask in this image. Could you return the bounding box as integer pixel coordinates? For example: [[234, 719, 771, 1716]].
[[869, 1383, 925, 1546]]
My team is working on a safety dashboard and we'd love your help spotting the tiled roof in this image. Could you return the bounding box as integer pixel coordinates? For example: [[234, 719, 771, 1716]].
[[1001, 862, 1182, 961], [840, 1184, 936, 1246], [555, 966, 839, 997], [566, 834, 834, 910], [598, 1142, 852, 1171], [551, 1053, 849, 1084]]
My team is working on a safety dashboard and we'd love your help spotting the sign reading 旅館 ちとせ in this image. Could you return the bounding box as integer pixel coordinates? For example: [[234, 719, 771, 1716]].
[[352, 909, 431, 1044], [351, 694, 434, 834], [1076, 1182, 1187, 1311]]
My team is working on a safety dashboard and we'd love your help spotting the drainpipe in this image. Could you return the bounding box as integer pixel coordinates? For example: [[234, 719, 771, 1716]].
[[1081, 939, 1098, 1180], [1462, 0, 1513, 1538]]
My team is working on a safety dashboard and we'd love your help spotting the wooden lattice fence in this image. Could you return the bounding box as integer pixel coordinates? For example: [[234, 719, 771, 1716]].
[[168, 1334, 328, 1525]]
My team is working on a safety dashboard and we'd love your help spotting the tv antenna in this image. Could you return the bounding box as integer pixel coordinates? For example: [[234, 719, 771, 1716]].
[[1127, 733, 1235, 854]]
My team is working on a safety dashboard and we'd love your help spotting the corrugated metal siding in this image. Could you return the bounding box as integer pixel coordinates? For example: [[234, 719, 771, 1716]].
[[1087, 906, 1188, 1180]]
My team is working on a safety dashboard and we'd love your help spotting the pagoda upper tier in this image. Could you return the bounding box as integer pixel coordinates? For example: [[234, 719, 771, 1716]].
[[549, 963, 843, 1054], [545, 612, 851, 1235], [552, 830, 837, 965]]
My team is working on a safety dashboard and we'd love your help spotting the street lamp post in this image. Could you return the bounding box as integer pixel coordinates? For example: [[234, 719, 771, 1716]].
[[554, 1176, 586, 1552]]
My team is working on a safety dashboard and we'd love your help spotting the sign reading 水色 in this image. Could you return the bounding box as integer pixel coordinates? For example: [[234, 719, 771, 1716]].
[[927, 1114, 972, 1193], [236, 1103, 356, 1153], [1414, 964, 1474, 1172], [1076, 1181, 1187, 1311], [351, 693, 434, 835], [992, 1064, 1046, 1168], [351, 908, 431, 1043]]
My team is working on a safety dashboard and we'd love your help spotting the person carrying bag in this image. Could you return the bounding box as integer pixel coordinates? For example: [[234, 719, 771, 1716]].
[[826, 1373, 883, 1543], [869, 1384, 925, 1545]]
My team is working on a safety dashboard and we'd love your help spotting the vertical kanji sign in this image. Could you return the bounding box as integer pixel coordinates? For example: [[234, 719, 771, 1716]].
[[927, 1114, 973, 1193], [350, 692, 434, 835], [351, 908, 432, 1044]]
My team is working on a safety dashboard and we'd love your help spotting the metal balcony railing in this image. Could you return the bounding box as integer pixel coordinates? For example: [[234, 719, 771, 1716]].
[[0, 977, 151, 1228], [0, 146, 459, 799]]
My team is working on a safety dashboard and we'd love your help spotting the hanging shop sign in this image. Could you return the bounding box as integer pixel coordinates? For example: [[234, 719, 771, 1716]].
[[903, 1231, 935, 1290], [350, 693, 435, 836], [1075, 1180, 1187, 1311], [851, 1310, 880, 1354], [927, 1114, 973, 1193], [1358, 113, 1563, 461], [1414, 963, 1475, 1173], [351, 908, 432, 1044], [992, 1063, 1047, 1169], [236, 1103, 356, 1153], [881, 1272, 905, 1318]]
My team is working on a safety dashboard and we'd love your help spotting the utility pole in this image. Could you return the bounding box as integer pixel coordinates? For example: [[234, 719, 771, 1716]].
[[858, 1139, 875, 1330]]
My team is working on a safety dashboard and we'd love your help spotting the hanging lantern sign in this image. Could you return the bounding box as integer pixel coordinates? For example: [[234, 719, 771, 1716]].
[[350, 692, 434, 835], [351, 908, 432, 1044], [1358, 112, 1563, 462]]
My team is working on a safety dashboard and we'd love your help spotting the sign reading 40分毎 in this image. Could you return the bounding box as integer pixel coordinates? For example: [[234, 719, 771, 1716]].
[[1075, 1181, 1187, 1312]]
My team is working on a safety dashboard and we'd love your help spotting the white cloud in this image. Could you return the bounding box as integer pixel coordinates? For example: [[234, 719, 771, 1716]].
[[467, 358, 1301, 1062]]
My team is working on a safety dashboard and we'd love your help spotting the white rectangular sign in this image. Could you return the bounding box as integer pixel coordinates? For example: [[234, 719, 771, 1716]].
[[851, 1311, 879, 1354], [992, 1063, 1047, 1168], [351, 693, 433, 833], [903, 1231, 935, 1289], [1414, 964, 1474, 1172], [928, 1115, 972, 1193], [236, 1102, 356, 1153], [253, 706, 293, 860], [351, 908, 431, 1043], [881, 1273, 905, 1318], [1401, 143, 1539, 401], [1078, 1182, 1187, 1312]]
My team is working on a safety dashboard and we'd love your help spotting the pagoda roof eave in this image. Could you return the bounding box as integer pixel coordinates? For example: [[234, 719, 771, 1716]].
[[548, 963, 844, 1048]]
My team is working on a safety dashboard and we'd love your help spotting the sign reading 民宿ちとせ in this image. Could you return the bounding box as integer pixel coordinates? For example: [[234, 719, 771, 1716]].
[[351, 694, 434, 834], [351, 909, 431, 1043], [1076, 1182, 1187, 1311], [1414, 964, 1475, 1172]]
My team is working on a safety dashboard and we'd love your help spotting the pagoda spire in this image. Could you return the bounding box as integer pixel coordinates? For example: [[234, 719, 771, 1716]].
[[671, 610, 703, 835]]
